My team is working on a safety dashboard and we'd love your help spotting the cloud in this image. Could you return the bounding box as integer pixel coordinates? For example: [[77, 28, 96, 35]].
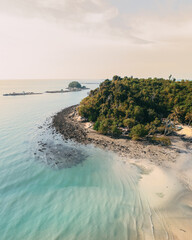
[[0, 0, 153, 44], [5, 0, 191, 45], [0, 0, 117, 23]]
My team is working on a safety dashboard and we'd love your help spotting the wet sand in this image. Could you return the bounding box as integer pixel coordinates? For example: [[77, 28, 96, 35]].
[[124, 135, 192, 239]]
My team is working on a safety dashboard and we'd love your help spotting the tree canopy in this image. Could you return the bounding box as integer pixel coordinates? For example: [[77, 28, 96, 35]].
[[78, 76, 192, 138], [68, 81, 82, 89]]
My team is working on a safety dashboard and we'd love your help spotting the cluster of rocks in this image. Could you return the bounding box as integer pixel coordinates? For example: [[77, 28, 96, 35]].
[[86, 136, 177, 164], [35, 136, 87, 169], [33, 114, 88, 169], [52, 105, 88, 143]]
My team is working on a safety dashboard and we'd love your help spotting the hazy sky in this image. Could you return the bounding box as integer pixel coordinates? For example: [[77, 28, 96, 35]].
[[0, 0, 192, 79]]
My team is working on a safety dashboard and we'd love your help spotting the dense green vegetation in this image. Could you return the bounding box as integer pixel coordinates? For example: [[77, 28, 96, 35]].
[[68, 81, 85, 89], [78, 76, 192, 140]]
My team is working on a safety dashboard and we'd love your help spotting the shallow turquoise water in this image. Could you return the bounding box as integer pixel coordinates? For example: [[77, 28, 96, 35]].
[[0, 80, 148, 240]]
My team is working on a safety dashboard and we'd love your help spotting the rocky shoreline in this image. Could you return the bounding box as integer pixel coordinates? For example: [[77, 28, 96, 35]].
[[51, 105, 190, 165]]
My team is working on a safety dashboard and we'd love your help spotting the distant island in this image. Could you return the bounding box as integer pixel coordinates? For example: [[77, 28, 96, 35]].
[[3, 92, 42, 96], [3, 81, 89, 96], [67, 81, 89, 91], [45, 89, 69, 94]]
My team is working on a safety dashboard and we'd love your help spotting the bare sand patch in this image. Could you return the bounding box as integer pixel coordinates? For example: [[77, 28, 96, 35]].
[[177, 125, 192, 138]]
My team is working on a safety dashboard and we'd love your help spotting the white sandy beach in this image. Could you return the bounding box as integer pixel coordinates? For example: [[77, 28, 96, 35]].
[[131, 136, 192, 240]]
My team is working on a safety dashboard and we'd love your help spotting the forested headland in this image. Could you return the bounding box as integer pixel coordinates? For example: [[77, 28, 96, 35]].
[[78, 76, 192, 142]]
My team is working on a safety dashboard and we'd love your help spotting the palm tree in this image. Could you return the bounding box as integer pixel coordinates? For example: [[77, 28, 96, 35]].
[[169, 74, 172, 80], [185, 112, 192, 126], [170, 106, 182, 124], [165, 107, 182, 135]]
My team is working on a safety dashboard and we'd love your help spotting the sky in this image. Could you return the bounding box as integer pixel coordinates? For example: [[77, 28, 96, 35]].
[[0, 0, 192, 80]]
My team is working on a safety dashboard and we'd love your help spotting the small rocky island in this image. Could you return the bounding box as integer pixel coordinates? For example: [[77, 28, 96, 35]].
[[67, 81, 89, 91]]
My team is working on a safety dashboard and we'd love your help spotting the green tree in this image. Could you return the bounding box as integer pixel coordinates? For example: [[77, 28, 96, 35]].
[[111, 124, 121, 137], [169, 106, 182, 123], [185, 112, 192, 126], [68, 81, 82, 89], [123, 118, 135, 129], [130, 124, 148, 140], [93, 120, 100, 131], [98, 119, 111, 134], [134, 106, 144, 122]]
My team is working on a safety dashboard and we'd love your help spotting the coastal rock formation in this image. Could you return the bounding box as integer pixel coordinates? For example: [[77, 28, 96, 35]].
[[36, 141, 87, 169], [53, 105, 88, 143], [34, 116, 88, 169], [52, 105, 180, 165]]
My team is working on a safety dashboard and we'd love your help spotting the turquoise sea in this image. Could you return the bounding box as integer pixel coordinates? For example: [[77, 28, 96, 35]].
[[0, 80, 140, 240], [1, 79, 190, 240]]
